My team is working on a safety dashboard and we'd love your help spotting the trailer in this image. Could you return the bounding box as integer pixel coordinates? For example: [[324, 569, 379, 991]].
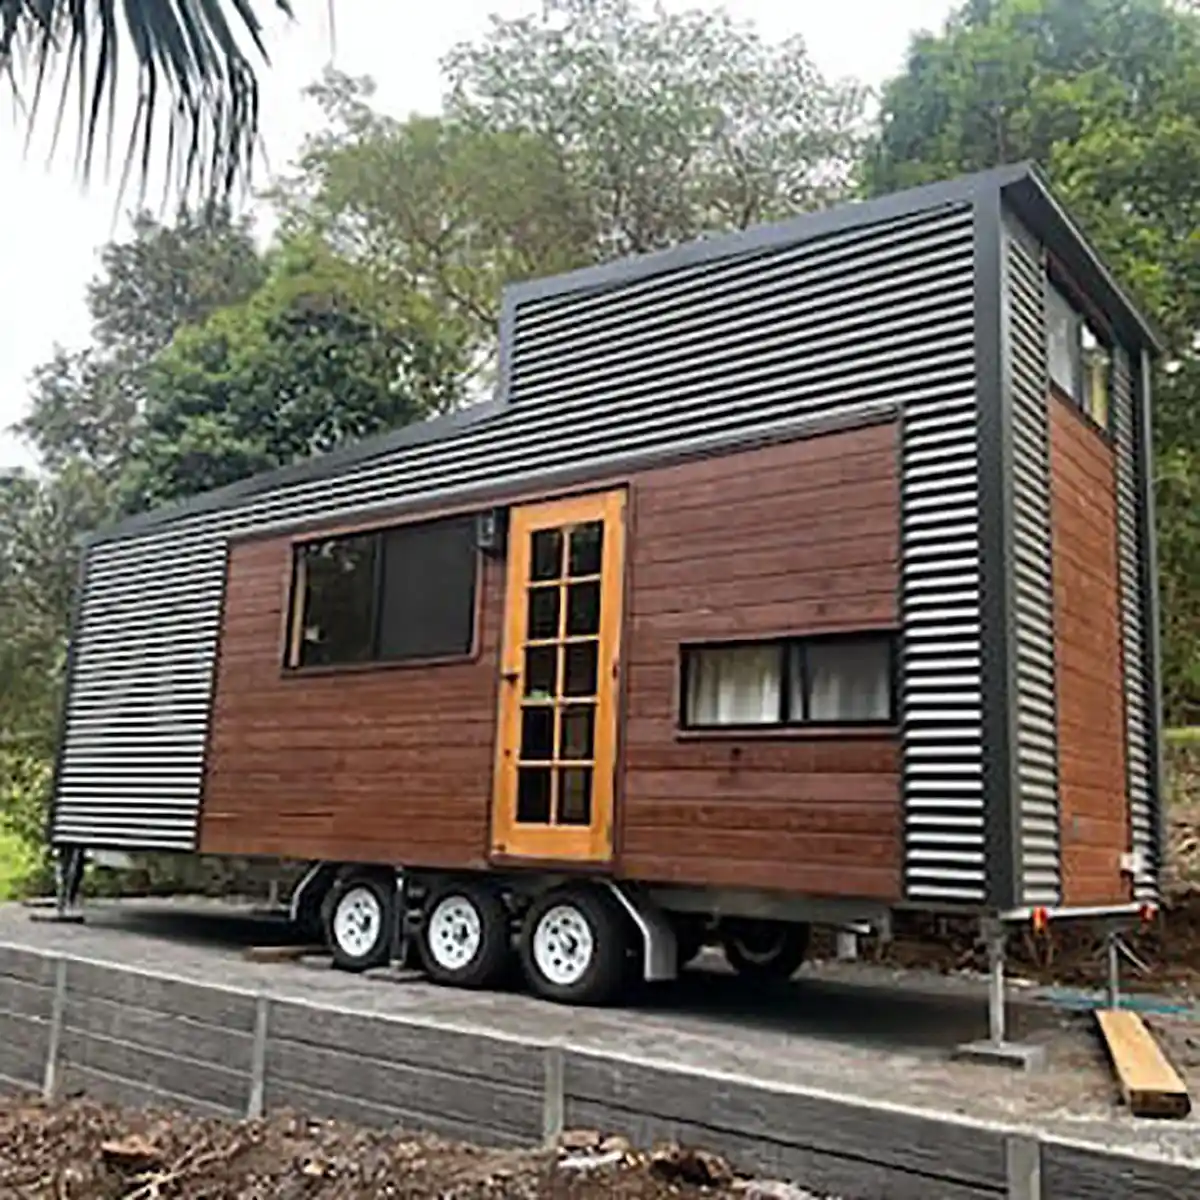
[[48, 163, 1165, 1027]]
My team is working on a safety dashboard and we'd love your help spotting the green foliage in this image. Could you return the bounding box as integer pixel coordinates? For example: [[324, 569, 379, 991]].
[[277, 4, 867, 382], [865, 0, 1200, 725], [1, 0, 291, 203], [121, 234, 471, 512]]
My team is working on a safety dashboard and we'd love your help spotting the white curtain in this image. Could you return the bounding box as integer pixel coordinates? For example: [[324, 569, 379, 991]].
[[687, 645, 780, 725], [803, 640, 891, 722]]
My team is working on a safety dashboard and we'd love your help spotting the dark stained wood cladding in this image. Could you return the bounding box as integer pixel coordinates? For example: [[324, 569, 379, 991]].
[[1049, 397, 1130, 906], [201, 421, 902, 896], [199, 538, 501, 867], [618, 422, 903, 900]]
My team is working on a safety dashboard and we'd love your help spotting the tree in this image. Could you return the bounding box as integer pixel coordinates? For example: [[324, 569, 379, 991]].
[[121, 234, 472, 511], [865, 0, 1200, 724], [278, 4, 868, 381], [443, 0, 868, 255], [1, 0, 293, 201]]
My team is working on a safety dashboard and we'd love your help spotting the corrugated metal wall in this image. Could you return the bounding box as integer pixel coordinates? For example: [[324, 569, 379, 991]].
[[897, 228, 986, 906], [55, 202, 983, 871], [1004, 220, 1062, 907], [1113, 348, 1158, 901]]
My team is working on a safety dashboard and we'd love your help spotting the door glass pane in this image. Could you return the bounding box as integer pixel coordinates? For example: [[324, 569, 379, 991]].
[[527, 587, 560, 640], [560, 706, 595, 760], [517, 767, 552, 824], [565, 581, 601, 636], [568, 522, 603, 577], [520, 707, 554, 761], [558, 768, 592, 825], [530, 529, 563, 582], [524, 645, 557, 699], [563, 642, 599, 697]]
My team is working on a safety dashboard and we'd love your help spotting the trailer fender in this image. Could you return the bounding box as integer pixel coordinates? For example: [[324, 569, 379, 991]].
[[602, 881, 678, 983]]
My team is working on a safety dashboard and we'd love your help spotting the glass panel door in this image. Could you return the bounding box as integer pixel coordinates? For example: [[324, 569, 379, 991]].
[[491, 490, 626, 863]]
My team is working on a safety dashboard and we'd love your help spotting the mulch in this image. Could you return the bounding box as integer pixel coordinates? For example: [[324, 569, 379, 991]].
[[0, 1099, 812, 1200]]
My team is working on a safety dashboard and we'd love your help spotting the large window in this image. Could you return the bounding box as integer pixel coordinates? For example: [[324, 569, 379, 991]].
[[287, 514, 478, 669], [681, 633, 895, 730], [1046, 279, 1112, 430]]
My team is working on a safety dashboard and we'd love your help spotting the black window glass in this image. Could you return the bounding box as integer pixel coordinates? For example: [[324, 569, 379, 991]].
[[296, 534, 378, 667], [290, 513, 478, 669], [377, 515, 477, 662]]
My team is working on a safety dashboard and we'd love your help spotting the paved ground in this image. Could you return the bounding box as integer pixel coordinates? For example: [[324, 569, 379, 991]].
[[2, 899, 1199, 1164]]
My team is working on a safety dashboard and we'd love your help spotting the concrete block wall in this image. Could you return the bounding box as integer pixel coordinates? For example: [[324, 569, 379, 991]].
[[0, 946, 1196, 1199]]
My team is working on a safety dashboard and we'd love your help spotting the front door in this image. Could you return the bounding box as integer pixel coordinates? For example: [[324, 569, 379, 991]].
[[491, 489, 627, 863]]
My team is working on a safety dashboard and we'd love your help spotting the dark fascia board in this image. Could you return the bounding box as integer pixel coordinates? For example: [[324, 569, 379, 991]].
[[998, 161, 1166, 355], [87, 161, 1161, 548]]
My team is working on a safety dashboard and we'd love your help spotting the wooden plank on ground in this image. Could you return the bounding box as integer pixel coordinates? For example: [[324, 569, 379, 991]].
[[1095, 1009, 1191, 1119]]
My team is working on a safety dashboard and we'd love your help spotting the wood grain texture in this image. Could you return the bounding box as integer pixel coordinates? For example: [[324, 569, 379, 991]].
[[1049, 397, 1130, 906], [0, 1012, 50, 1088], [199, 536, 504, 867], [1094, 1009, 1191, 1119], [619, 421, 903, 898]]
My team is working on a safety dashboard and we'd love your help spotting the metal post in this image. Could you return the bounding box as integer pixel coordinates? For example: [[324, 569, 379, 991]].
[[1105, 930, 1121, 1010], [986, 923, 1007, 1046]]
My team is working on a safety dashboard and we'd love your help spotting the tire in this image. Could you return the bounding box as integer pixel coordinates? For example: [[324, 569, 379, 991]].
[[418, 881, 512, 989], [326, 872, 396, 972], [519, 886, 629, 1006], [720, 919, 809, 982], [673, 918, 707, 970]]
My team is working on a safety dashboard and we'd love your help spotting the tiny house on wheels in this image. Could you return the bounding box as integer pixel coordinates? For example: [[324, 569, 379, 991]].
[[49, 163, 1165, 1020]]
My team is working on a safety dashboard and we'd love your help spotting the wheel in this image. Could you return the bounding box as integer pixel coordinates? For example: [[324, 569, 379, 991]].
[[326, 872, 396, 972], [418, 881, 512, 989], [519, 886, 629, 1006], [720, 919, 809, 982]]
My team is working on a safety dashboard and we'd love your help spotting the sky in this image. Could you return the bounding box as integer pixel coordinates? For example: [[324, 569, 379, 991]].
[[0, 0, 956, 471]]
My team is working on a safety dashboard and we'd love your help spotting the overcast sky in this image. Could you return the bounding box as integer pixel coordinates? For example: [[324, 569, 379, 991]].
[[0, 0, 955, 470]]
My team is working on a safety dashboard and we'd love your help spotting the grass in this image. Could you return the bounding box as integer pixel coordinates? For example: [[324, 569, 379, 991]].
[[0, 827, 40, 901]]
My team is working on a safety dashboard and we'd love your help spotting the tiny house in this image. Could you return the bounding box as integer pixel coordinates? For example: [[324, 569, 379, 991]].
[[49, 163, 1164, 1007]]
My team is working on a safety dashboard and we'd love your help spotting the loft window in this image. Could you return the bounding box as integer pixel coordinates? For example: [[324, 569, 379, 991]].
[[1046, 279, 1112, 430], [288, 514, 478, 669], [681, 633, 895, 729]]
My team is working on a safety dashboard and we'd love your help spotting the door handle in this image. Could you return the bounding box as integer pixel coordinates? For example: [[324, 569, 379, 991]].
[[502, 670, 520, 685]]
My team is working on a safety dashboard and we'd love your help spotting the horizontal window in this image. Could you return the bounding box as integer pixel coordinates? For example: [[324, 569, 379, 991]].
[[1046, 278, 1111, 431], [681, 634, 895, 729], [287, 514, 478, 670]]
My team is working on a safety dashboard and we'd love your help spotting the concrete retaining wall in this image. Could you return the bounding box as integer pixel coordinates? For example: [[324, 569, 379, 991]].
[[0, 945, 1195, 1199]]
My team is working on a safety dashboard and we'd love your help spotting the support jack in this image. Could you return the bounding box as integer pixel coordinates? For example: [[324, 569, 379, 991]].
[[953, 920, 1047, 1072]]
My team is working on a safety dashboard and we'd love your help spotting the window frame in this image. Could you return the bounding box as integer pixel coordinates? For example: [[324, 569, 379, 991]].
[[282, 514, 482, 675], [1044, 267, 1115, 436], [678, 631, 898, 735]]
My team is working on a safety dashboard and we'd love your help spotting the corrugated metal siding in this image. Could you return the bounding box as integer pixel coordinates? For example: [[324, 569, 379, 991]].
[[1005, 224, 1061, 906], [1113, 348, 1157, 900], [895, 211, 986, 904], [55, 202, 980, 855]]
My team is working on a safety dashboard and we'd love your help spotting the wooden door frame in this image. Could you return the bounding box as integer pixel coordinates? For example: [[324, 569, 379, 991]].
[[489, 487, 628, 865]]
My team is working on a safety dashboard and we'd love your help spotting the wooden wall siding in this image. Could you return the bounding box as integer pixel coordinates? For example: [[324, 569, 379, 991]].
[[199, 538, 502, 866], [619, 422, 903, 900], [1049, 397, 1130, 906]]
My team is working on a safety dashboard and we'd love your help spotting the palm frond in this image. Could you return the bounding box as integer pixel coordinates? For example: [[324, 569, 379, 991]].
[[0, 0, 294, 203]]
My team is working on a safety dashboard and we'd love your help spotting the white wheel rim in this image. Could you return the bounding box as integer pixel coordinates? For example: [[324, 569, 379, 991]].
[[532, 903, 595, 987], [427, 896, 483, 972], [333, 886, 383, 959]]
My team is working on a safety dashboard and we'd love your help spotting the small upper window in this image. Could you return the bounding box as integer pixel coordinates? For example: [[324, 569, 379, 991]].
[[1046, 279, 1111, 430], [289, 514, 478, 670], [682, 634, 895, 729]]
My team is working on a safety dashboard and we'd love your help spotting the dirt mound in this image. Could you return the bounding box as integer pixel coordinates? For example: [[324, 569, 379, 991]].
[[0, 1099, 817, 1200]]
